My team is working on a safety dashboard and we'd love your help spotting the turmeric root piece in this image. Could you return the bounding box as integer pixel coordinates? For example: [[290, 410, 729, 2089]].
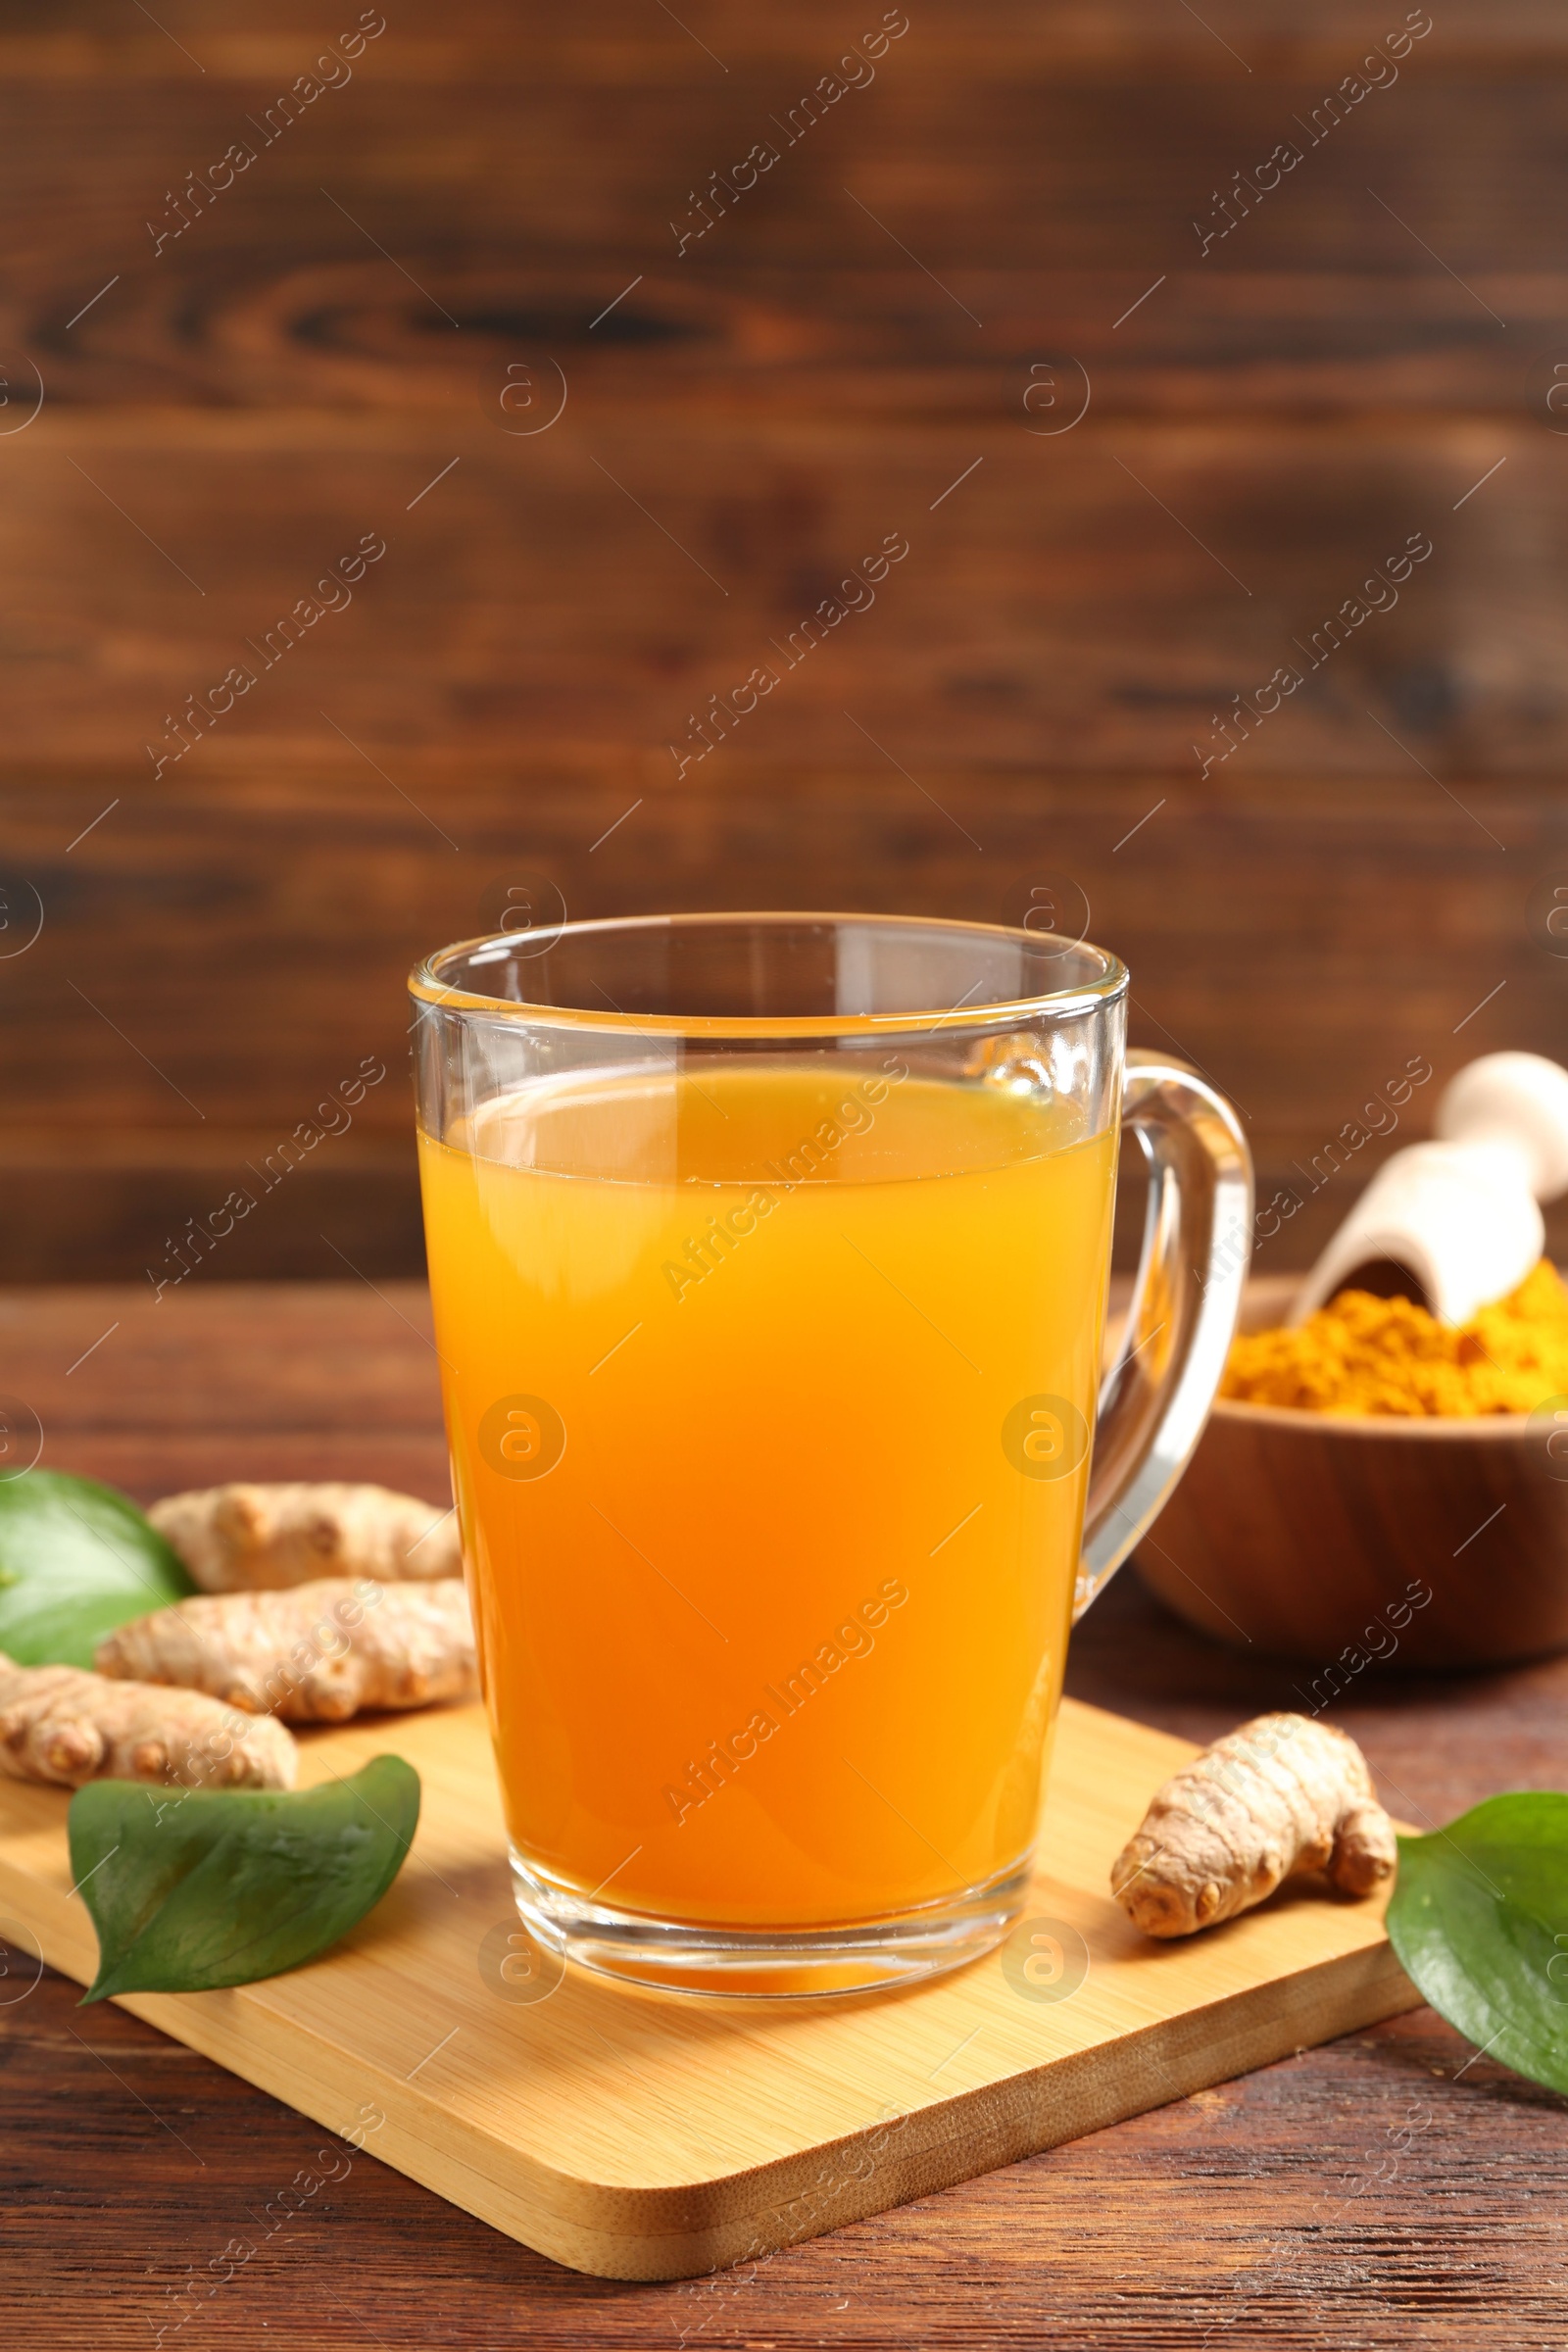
[[1111, 1712, 1396, 1938], [0, 1650, 296, 1791], [148, 1482, 459, 1592], [95, 1578, 476, 1726]]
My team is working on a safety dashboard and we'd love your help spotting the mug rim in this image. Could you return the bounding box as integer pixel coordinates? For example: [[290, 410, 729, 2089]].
[[409, 909, 1128, 1039]]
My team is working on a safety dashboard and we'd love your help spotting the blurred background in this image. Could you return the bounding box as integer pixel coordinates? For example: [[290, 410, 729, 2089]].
[[2, 0, 1563, 1286]]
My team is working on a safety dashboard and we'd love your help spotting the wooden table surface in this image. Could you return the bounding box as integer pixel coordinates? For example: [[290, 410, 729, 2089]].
[[5, 1279, 1568, 2349]]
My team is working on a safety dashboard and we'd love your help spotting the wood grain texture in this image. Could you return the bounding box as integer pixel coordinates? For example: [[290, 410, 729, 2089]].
[[0, 1693, 1421, 2279], [2, 0, 1564, 1282], [3, 1281, 1567, 2342], [0, 416, 1562, 774], [5, 766, 1567, 1281]]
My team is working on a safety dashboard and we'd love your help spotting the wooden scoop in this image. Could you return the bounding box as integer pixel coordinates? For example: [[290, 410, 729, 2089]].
[[1291, 1052, 1568, 1326]]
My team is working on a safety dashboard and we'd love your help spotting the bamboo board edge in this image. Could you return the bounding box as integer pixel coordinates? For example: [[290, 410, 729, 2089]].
[[0, 1846, 1421, 2281]]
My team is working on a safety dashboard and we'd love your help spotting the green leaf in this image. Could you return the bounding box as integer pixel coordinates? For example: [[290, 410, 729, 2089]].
[[1387, 1793, 1568, 2095], [69, 1756, 420, 2002], [0, 1470, 194, 1668]]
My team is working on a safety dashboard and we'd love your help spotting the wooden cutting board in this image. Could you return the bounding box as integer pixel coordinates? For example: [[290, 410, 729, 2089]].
[[0, 1694, 1418, 2280]]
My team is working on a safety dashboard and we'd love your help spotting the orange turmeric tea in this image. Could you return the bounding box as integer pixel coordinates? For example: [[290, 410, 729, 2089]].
[[417, 1058, 1118, 1930]]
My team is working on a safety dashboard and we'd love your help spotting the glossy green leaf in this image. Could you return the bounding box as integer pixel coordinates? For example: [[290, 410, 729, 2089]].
[[0, 1470, 193, 1668], [69, 1755, 420, 2002], [1387, 1793, 1568, 2095]]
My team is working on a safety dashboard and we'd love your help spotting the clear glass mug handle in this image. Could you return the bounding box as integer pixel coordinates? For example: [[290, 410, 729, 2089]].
[[1075, 1052, 1254, 1621]]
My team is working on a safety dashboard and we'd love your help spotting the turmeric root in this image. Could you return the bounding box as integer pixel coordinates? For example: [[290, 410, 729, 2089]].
[[0, 1650, 296, 1790], [1111, 1712, 1396, 1938], [95, 1578, 476, 1725], [148, 1483, 459, 1592]]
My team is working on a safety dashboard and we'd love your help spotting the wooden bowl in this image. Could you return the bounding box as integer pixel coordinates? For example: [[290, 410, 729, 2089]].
[[1138, 1274, 1568, 1672]]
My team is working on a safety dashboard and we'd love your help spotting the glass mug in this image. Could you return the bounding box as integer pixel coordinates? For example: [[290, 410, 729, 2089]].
[[411, 912, 1251, 1995]]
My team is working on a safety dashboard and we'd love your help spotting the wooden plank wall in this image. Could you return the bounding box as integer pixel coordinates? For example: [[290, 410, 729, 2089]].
[[1, 0, 1565, 1282]]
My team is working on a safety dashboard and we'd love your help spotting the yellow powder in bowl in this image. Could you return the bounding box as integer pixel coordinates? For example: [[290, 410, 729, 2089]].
[[1221, 1259, 1568, 1417]]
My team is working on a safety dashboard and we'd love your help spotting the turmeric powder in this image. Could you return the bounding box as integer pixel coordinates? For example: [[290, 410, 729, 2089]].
[[1222, 1258, 1568, 1417]]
